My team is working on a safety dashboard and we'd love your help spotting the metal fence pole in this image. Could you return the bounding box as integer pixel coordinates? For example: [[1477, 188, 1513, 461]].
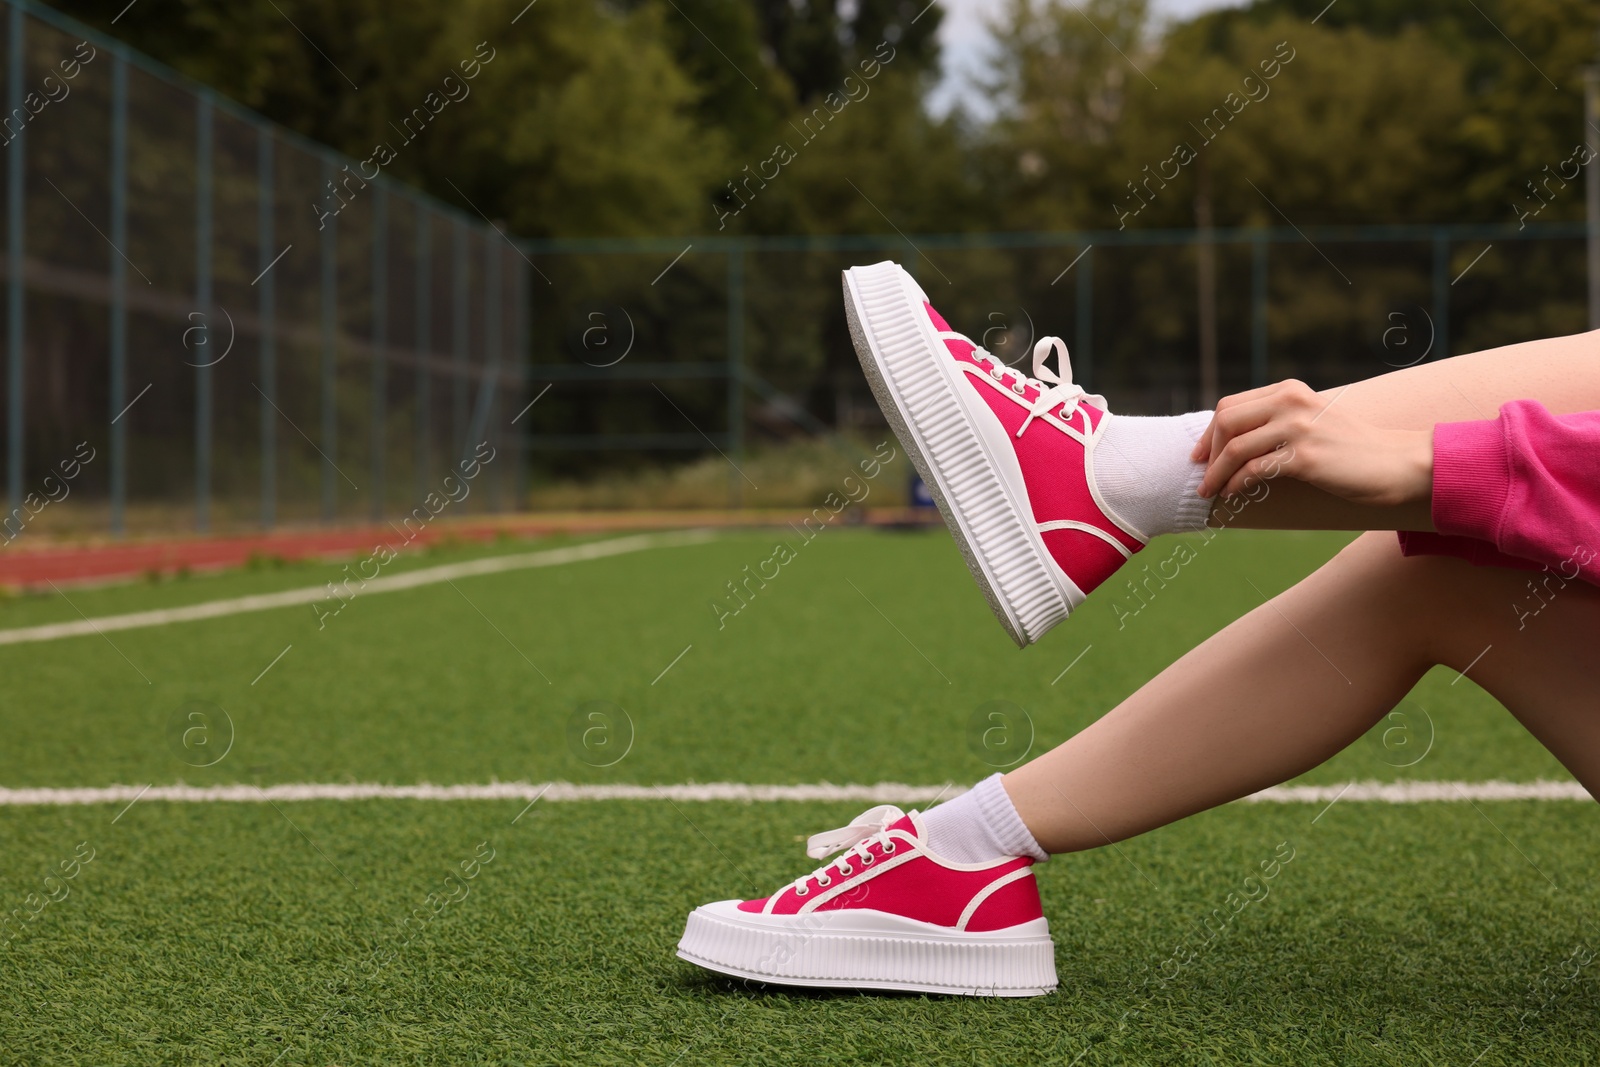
[[1431, 230, 1449, 362], [452, 220, 468, 455], [1074, 245, 1092, 388], [6, 4, 24, 517], [320, 157, 337, 523], [726, 243, 745, 510], [109, 54, 128, 536], [1196, 214, 1219, 409], [195, 94, 213, 532], [1251, 232, 1268, 387], [258, 127, 276, 529], [370, 183, 387, 520], [414, 206, 430, 501], [484, 237, 501, 509], [513, 256, 527, 511], [459, 242, 502, 473]]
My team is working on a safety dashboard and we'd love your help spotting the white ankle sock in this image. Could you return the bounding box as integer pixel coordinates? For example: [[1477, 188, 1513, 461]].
[[921, 774, 1048, 864], [1092, 410, 1214, 539]]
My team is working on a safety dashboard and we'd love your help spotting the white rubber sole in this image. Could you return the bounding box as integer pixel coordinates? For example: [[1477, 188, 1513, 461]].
[[843, 261, 1081, 647], [677, 901, 1058, 997]]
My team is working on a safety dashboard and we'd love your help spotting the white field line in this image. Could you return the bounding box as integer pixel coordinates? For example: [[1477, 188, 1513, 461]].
[[0, 530, 717, 647], [1243, 780, 1590, 803], [0, 779, 1588, 808]]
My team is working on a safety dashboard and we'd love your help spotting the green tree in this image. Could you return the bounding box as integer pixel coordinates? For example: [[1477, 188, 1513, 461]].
[[755, 0, 944, 100], [1116, 16, 1473, 228], [51, 0, 733, 237], [1206, 0, 1600, 225], [981, 0, 1153, 231]]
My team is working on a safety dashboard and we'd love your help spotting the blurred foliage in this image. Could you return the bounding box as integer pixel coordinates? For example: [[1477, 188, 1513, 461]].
[[987, 0, 1599, 231], [45, 0, 962, 238], [44, 0, 1600, 237]]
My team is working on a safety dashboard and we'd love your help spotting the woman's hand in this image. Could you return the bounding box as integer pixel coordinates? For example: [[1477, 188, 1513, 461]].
[[1191, 380, 1434, 507]]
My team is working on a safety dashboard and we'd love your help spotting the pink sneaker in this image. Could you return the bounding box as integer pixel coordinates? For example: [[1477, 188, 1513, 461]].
[[843, 260, 1144, 646], [676, 805, 1057, 997]]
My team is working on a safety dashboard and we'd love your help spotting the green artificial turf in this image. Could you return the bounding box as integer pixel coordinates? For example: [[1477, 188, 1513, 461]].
[[1, 527, 1594, 1064]]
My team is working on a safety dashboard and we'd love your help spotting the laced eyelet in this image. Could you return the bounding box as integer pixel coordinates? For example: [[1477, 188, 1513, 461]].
[[861, 854, 874, 865], [815, 875, 831, 888], [837, 863, 853, 877], [794, 884, 809, 897], [989, 366, 1005, 380], [883, 842, 896, 854], [1012, 381, 1027, 395]]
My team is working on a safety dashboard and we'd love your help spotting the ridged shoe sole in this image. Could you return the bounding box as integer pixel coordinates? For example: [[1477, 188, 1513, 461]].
[[843, 262, 1079, 647], [677, 905, 1058, 997]]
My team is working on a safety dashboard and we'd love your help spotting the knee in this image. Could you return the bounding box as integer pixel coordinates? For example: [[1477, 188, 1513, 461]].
[[1325, 532, 1463, 663], [1338, 531, 1538, 669], [1334, 530, 1424, 583]]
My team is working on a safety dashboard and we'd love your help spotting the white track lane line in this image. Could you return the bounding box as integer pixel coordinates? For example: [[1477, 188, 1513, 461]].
[[0, 530, 717, 647], [0, 779, 1588, 807]]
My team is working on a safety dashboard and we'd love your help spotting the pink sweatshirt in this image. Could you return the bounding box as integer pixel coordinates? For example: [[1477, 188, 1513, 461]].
[[1398, 399, 1600, 586]]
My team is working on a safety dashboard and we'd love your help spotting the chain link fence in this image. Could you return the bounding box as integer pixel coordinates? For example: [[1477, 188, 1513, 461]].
[[0, 0, 527, 539]]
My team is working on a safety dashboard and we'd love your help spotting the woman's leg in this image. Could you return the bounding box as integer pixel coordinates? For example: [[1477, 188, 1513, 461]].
[[1336, 327, 1600, 426], [1003, 532, 1600, 854], [1218, 328, 1600, 531]]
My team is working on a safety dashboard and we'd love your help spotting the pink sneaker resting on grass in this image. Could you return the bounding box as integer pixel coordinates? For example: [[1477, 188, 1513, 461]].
[[843, 260, 1145, 646], [676, 805, 1057, 997]]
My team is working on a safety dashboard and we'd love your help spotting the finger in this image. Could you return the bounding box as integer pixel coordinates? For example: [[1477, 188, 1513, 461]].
[[1200, 422, 1293, 499], [1198, 398, 1283, 490], [1195, 379, 1306, 465], [1197, 387, 1270, 462], [1191, 405, 1244, 462], [1205, 423, 1291, 499], [1218, 444, 1296, 501], [1191, 416, 1217, 462]]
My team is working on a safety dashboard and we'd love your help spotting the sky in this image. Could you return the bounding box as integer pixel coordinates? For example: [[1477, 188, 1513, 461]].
[[925, 0, 1250, 118]]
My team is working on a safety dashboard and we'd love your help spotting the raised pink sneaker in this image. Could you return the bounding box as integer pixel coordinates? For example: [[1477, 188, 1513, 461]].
[[843, 260, 1144, 646], [676, 805, 1057, 997]]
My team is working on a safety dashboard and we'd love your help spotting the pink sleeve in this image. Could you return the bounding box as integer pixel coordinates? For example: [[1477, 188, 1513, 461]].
[[1399, 400, 1600, 585]]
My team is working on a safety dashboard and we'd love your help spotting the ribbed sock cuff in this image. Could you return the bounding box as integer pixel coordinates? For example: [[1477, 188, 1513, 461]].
[[971, 774, 1049, 862], [1170, 410, 1214, 532]]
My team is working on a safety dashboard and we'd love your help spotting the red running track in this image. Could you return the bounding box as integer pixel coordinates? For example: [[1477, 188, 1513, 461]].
[[0, 509, 937, 589]]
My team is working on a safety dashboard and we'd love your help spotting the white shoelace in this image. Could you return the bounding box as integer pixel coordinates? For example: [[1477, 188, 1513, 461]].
[[785, 804, 906, 897], [946, 333, 1087, 438], [1015, 337, 1087, 438]]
